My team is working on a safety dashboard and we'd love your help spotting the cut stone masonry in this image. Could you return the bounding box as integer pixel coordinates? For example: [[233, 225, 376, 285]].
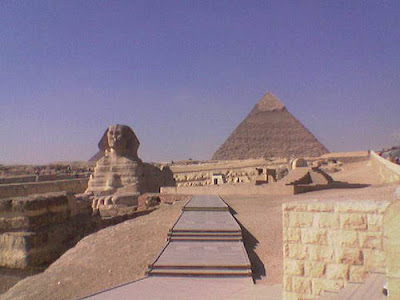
[[283, 199, 390, 299]]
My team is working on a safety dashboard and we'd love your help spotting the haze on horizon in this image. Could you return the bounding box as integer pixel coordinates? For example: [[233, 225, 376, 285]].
[[1, 1, 399, 165]]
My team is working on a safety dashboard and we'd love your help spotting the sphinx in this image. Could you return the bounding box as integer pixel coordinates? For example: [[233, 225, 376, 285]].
[[83, 124, 143, 212]]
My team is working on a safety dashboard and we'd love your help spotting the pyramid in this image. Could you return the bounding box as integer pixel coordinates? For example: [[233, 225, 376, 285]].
[[211, 92, 328, 160]]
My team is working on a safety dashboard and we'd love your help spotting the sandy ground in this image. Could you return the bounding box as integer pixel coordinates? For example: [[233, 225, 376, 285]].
[[1, 160, 398, 299]]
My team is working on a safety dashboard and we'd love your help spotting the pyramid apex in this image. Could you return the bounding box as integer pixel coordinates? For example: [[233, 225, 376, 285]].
[[255, 92, 286, 112]]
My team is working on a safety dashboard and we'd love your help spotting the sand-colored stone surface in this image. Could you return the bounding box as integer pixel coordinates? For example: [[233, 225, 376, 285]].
[[332, 160, 386, 185]]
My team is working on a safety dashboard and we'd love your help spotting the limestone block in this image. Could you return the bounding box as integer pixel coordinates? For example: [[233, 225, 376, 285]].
[[0, 249, 28, 269], [307, 202, 334, 212], [288, 244, 308, 260], [0, 211, 70, 231], [283, 211, 290, 228], [311, 278, 344, 296], [0, 232, 47, 251], [328, 230, 358, 248], [363, 249, 385, 272], [325, 263, 349, 280], [283, 244, 289, 258], [0, 192, 69, 213], [304, 261, 326, 277], [384, 200, 400, 280], [284, 275, 292, 292], [339, 214, 367, 230], [335, 201, 390, 214], [0, 216, 29, 231], [284, 259, 304, 276], [387, 277, 400, 299], [283, 228, 301, 242], [349, 265, 367, 283], [358, 232, 383, 249], [289, 212, 313, 228], [292, 276, 312, 294], [283, 292, 299, 300], [335, 247, 363, 265], [283, 203, 307, 212], [308, 245, 334, 262], [367, 213, 383, 231], [301, 228, 327, 245], [313, 213, 339, 229]]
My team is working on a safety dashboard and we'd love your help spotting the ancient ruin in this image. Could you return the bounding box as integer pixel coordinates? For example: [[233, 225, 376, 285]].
[[83, 124, 144, 211], [212, 92, 329, 160]]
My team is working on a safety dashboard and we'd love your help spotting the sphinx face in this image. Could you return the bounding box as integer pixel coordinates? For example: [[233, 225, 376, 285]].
[[107, 125, 128, 153]]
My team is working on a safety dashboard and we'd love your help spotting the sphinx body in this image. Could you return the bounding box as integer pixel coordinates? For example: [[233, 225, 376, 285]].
[[84, 124, 143, 211]]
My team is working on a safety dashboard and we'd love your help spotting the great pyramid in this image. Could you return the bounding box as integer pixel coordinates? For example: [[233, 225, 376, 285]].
[[212, 92, 328, 160]]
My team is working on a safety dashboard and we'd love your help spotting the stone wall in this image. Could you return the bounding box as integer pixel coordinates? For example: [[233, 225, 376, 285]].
[[0, 192, 98, 269], [283, 199, 390, 299], [0, 174, 88, 185], [384, 197, 400, 298], [169, 158, 289, 187], [0, 179, 88, 199], [370, 151, 400, 183], [161, 182, 295, 195]]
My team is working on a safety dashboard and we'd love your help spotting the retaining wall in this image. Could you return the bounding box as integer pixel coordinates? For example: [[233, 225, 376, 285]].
[[283, 199, 390, 299], [0, 192, 98, 269], [161, 182, 295, 195], [0, 178, 88, 199], [370, 151, 400, 183]]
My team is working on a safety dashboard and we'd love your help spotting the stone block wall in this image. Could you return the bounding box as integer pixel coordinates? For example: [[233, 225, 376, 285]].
[[283, 199, 390, 299], [370, 151, 400, 183], [0, 178, 88, 199], [0, 192, 97, 269], [384, 198, 400, 298]]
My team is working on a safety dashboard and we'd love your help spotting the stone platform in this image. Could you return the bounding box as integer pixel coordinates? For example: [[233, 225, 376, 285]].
[[168, 210, 242, 241], [84, 277, 270, 300], [183, 194, 229, 211], [148, 241, 251, 276], [148, 195, 251, 276], [86, 195, 256, 298]]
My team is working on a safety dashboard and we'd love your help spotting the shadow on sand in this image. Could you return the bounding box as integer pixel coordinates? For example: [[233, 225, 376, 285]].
[[229, 206, 266, 282]]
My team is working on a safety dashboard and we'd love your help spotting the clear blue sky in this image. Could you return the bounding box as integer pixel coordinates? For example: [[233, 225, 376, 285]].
[[1, 1, 399, 164]]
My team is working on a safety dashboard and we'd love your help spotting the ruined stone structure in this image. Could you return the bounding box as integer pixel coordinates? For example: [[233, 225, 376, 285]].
[[0, 192, 97, 269], [84, 125, 143, 210], [212, 92, 329, 160], [169, 158, 289, 188]]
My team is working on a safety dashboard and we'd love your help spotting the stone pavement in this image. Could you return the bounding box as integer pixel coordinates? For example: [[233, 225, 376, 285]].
[[85, 277, 282, 299], [148, 195, 251, 276], [85, 195, 282, 299]]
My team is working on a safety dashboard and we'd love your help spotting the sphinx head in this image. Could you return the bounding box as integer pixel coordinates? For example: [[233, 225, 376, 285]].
[[99, 124, 140, 159]]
